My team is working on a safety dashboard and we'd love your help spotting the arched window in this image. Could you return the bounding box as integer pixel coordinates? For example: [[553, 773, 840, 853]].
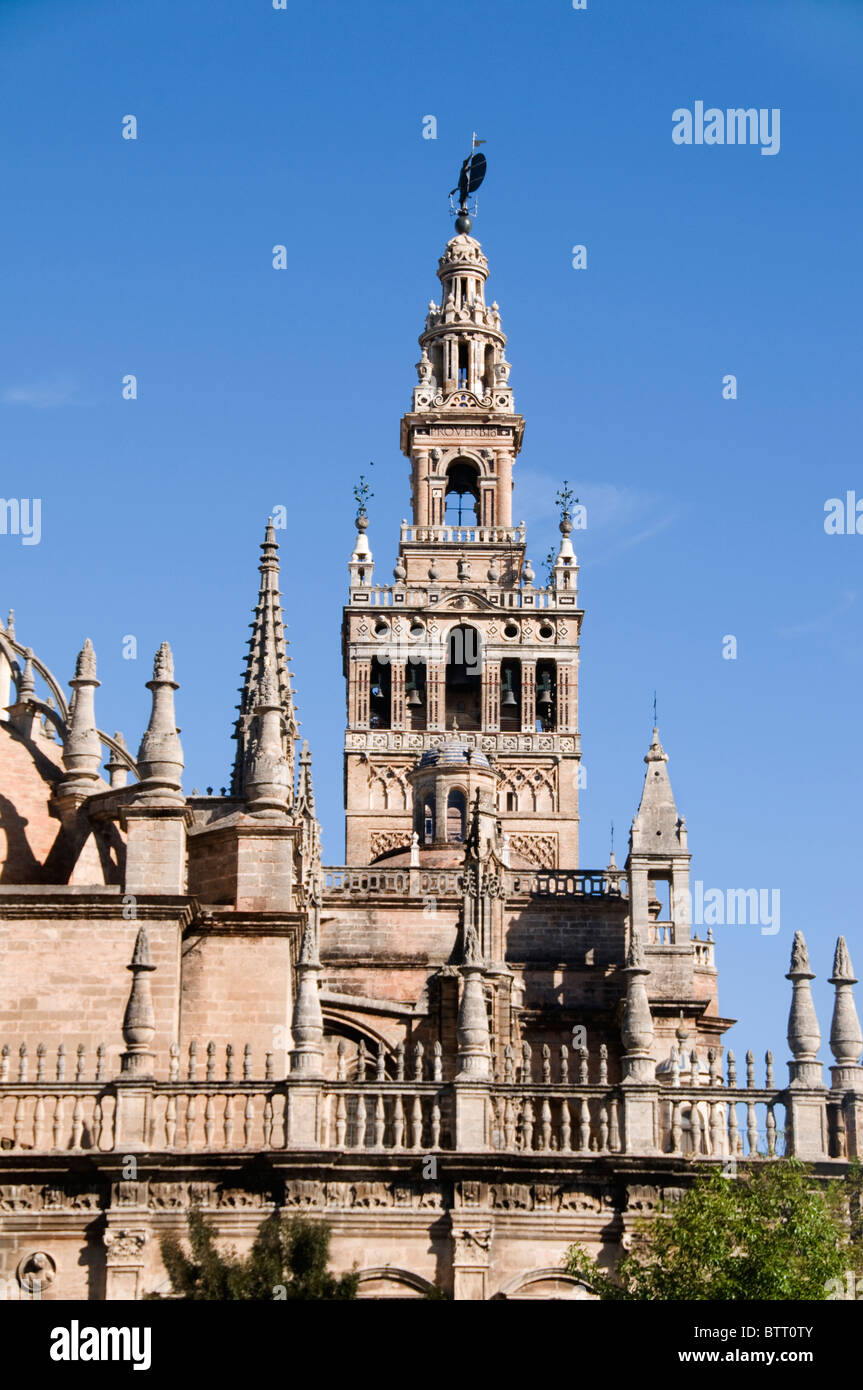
[[447, 789, 466, 843], [500, 659, 521, 731], [369, 657, 391, 729], [446, 624, 481, 730], [422, 794, 435, 845], [535, 660, 556, 732], [444, 460, 480, 526]]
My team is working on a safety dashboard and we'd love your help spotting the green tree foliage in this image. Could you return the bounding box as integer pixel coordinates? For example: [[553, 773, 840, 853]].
[[565, 1162, 853, 1301], [154, 1207, 359, 1301]]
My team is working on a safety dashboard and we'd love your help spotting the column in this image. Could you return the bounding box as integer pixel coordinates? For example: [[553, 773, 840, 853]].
[[521, 661, 536, 734], [482, 660, 500, 732]]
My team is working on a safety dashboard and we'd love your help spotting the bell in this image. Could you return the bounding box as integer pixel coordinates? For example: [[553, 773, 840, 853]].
[[538, 678, 553, 707], [406, 686, 422, 707], [501, 674, 517, 707]]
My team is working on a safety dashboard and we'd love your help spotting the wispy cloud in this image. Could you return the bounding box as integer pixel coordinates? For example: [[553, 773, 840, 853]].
[[515, 471, 679, 563], [2, 376, 77, 409], [776, 589, 856, 639]]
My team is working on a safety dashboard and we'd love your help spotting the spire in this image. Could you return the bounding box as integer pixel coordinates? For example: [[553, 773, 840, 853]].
[[295, 738, 316, 817], [628, 726, 689, 859], [120, 927, 156, 1078], [620, 927, 655, 1083], [243, 659, 291, 815], [59, 639, 102, 794], [136, 642, 184, 801], [786, 930, 823, 1085], [105, 731, 129, 789], [290, 919, 324, 1077], [829, 937, 863, 1068], [232, 520, 298, 799]]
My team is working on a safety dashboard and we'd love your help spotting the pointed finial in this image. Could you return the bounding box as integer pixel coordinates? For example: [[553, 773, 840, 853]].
[[5, 610, 14, 640], [18, 648, 35, 699], [136, 642, 184, 800], [120, 927, 156, 1077], [59, 638, 102, 794], [829, 936, 863, 1069]]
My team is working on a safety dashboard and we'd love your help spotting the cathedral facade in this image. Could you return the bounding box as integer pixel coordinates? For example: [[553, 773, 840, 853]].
[[0, 219, 860, 1300]]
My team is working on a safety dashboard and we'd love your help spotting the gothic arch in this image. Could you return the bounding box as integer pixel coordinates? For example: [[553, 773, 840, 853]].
[[355, 1267, 437, 1299], [495, 1268, 595, 1300], [368, 765, 409, 811]]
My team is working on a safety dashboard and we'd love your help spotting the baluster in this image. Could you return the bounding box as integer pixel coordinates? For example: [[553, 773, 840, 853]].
[[671, 1100, 682, 1153], [335, 1094, 347, 1147], [36, 1042, 46, 1082], [433, 1042, 442, 1082], [708, 1049, 721, 1087], [71, 1096, 84, 1150], [33, 1094, 45, 1149], [244, 1094, 254, 1147], [746, 1100, 758, 1154], [430, 1098, 441, 1148], [265, 1052, 274, 1082], [188, 1040, 198, 1080], [411, 1094, 423, 1149], [504, 1096, 516, 1149], [710, 1102, 724, 1155], [19, 1043, 28, 1083], [376, 1042, 386, 1082], [395, 1042, 405, 1081], [319, 1095, 331, 1149], [0, 1044, 9, 1082], [577, 1047, 588, 1086], [76, 1044, 86, 1083], [354, 1093, 367, 1148], [185, 1093, 197, 1148], [765, 1051, 774, 1089], [51, 1095, 63, 1150], [503, 1043, 514, 1082], [609, 1099, 621, 1152], [204, 1093, 215, 1148], [521, 1041, 532, 1083], [263, 1096, 274, 1148], [522, 1098, 534, 1151], [56, 1044, 65, 1082], [223, 1094, 234, 1147], [559, 1044, 569, 1084], [541, 1045, 551, 1084], [13, 1096, 25, 1149], [560, 1098, 572, 1152], [578, 1098, 591, 1151], [539, 1097, 551, 1150], [337, 1039, 347, 1081], [727, 1101, 738, 1155], [243, 1044, 252, 1081], [169, 1043, 180, 1082], [357, 1040, 367, 1082], [96, 1043, 106, 1083], [834, 1104, 847, 1159], [726, 1050, 737, 1088], [392, 1094, 405, 1149], [690, 1048, 699, 1083], [92, 1099, 103, 1152], [766, 1104, 777, 1156], [745, 1049, 755, 1088], [165, 1094, 177, 1148], [598, 1103, 609, 1152], [206, 1041, 216, 1082], [413, 1041, 424, 1082], [598, 1043, 608, 1085], [690, 1104, 702, 1155], [374, 1093, 385, 1148], [225, 1044, 234, 1082]]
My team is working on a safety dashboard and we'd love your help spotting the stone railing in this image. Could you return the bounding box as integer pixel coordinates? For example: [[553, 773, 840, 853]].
[[323, 867, 626, 901], [0, 1037, 851, 1161], [400, 523, 526, 545]]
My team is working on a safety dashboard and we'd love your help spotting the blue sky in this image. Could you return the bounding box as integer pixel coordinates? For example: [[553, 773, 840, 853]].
[[1, 0, 861, 1070]]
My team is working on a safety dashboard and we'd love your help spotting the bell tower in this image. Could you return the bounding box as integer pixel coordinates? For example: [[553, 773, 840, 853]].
[[341, 201, 583, 869]]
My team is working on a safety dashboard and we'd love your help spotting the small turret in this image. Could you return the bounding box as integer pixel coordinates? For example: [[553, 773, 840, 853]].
[[59, 639, 102, 796], [627, 727, 691, 944]]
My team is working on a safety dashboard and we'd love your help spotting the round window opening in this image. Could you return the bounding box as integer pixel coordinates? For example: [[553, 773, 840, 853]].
[[503, 622, 519, 640], [539, 623, 554, 640]]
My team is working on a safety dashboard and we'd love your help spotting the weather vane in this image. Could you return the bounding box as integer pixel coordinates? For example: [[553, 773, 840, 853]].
[[449, 133, 487, 234]]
